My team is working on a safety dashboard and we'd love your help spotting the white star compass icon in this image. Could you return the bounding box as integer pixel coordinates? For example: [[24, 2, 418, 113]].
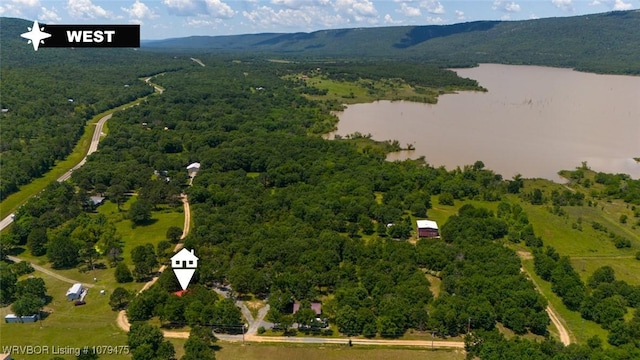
[[21, 20, 52, 51]]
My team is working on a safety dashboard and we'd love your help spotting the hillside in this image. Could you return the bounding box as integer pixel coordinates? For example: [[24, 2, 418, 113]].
[[143, 10, 640, 74]]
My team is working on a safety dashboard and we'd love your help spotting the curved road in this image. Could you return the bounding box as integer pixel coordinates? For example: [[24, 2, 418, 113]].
[[1, 77, 162, 232]]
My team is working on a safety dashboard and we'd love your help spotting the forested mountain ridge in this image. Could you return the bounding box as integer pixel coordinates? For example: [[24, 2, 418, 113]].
[[143, 10, 640, 74]]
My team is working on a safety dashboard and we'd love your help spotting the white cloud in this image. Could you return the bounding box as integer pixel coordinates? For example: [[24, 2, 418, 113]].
[[589, 0, 601, 5], [206, 0, 234, 17], [612, 0, 632, 10], [529, 13, 539, 19], [242, 6, 314, 28], [454, 9, 466, 20], [122, 0, 157, 21], [334, 0, 378, 19], [426, 16, 444, 24], [493, 0, 521, 13], [398, 3, 421, 17], [40, 6, 61, 22], [384, 13, 402, 24], [66, 0, 112, 19], [552, 0, 573, 12], [501, 14, 511, 20], [0, 0, 42, 18], [420, 0, 444, 14], [163, 0, 234, 18]]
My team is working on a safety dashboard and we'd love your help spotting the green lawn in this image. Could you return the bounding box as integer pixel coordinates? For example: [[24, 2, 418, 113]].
[[217, 342, 464, 360], [0, 271, 129, 360], [570, 257, 640, 286], [96, 198, 184, 265], [292, 75, 440, 105]]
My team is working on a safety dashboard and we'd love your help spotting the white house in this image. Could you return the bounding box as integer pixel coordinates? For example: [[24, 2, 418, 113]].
[[66, 283, 84, 301], [171, 248, 199, 269], [186, 162, 201, 178]]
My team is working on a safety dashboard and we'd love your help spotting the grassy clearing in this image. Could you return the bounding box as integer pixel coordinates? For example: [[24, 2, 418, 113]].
[[0, 95, 154, 221], [521, 259, 609, 345], [216, 342, 465, 360], [0, 271, 129, 360], [570, 257, 640, 286], [96, 198, 184, 264], [291, 75, 440, 105], [425, 273, 441, 298], [12, 198, 184, 295]]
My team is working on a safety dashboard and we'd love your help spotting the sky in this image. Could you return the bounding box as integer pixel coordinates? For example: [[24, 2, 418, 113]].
[[1, 0, 638, 39]]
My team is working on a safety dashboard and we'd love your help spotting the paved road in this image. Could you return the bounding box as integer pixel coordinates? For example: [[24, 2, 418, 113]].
[[7, 255, 95, 288], [0, 113, 112, 231], [1, 76, 164, 232], [190, 58, 205, 67]]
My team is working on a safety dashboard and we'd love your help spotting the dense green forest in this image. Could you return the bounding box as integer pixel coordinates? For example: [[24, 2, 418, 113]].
[[2, 15, 640, 357], [0, 18, 187, 201], [2, 52, 639, 359], [144, 10, 640, 75]]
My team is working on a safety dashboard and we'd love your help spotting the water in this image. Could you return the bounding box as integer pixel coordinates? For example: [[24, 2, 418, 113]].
[[329, 64, 640, 181]]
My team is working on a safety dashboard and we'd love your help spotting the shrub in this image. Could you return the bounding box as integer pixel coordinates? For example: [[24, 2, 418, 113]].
[[257, 326, 266, 334], [9, 261, 34, 276], [438, 193, 454, 206], [115, 262, 134, 283]]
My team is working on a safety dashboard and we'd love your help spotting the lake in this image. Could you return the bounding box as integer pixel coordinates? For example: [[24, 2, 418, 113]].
[[329, 64, 640, 181]]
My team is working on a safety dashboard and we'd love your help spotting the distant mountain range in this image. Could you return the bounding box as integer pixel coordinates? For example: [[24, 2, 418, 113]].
[[143, 10, 640, 74], [3, 11, 640, 74]]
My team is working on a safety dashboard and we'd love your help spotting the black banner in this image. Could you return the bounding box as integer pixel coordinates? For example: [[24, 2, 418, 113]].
[[40, 24, 140, 48]]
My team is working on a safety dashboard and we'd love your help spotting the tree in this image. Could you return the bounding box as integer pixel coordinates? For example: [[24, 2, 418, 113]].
[[131, 244, 157, 281], [106, 184, 127, 211], [166, 226, 183, 243], [76, 349, 99, 360], [27, 227, 47, 256], [16, 277, 47, 299], [294, 307, 316, 328], [115, 262, 134, 283], [156, 341, 176, 360], [438, 192, 454, 206], [109, 287, 131, 310], [47, 237, 81, 268], [336, 305, 360, 336], [182, 337, 216, 360], [588, 266, 615, 288], [127, 322, 164, 352], [129, 199, 152, 226], [157, 240, 172, 260], [12, 294, 42, 318], [0, 265, 17, 305]]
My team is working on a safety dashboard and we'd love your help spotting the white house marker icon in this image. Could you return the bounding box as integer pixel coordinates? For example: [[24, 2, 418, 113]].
[[171, 248, 198, 290]]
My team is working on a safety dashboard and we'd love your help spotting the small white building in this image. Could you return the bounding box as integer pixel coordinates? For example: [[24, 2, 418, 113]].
[[186, 162, 201, 177], [171, 248, 199, 269], [66, 283, 84, 301], [5, 314, 38, 323]]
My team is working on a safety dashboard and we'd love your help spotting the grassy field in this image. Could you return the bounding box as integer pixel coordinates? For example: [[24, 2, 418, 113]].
[[96, 198, 184, 264], [0, 95, 154, 221], [0, 271, 129, 360], [291, 75, 441, 105], [216, 342, 465, 360]]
